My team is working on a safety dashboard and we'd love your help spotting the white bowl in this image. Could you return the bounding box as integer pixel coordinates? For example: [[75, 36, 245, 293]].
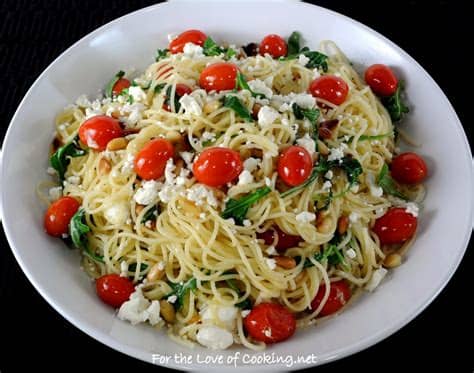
[[1, 1, 473, 371]]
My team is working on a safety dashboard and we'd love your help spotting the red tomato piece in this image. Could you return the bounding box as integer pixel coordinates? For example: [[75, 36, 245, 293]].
[[390, 152, 428, 185], [309, 75, 349, 105], [243, 303, 296, 343], [192, 147, 243, 187], [257, 226, 301, 251], [373, 207, 417, 245], [199, 62, 239, 92], [259, 34, 288, 58], [96, 274, 135, 308], [311, 280, 351, 316], [112, 78, 131, 96], [169, 29, 207, 54], [78, 115, 123, 151], [134, 139, 175, 180], [277, 146, 313, 187], [365, 64, 398, 96], [163, 83, 193, 112], [44, 196, 80, 237]]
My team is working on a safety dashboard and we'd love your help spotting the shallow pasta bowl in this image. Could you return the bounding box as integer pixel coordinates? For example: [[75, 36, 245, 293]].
[[0, 1, 473, 371]]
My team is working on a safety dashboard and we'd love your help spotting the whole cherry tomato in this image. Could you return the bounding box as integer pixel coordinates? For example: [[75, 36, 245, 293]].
[[365, 64, 398, 97], [259, 34, 287, 58], [169, 29, 207, 54], [112, 78, 131, 95], [311, 280, 351, 316], [277, 146, 313, 186], [390, 152, 427, 184], [192, 147, 243, 187], [199, 62, 239, 92], [78, 115, 123, 151], [96, 274, 135, 308], [372, 207, 417, 245], [134, 139, 175, 180], [44, 196, 80, 237], [309, 75, 349, 105]]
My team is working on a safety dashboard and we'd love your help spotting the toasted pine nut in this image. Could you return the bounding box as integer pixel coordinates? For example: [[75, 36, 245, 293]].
[[337, 216, 349, 235], [159, 300, 176, 323], [274, 256, 296, 269], [317, 216, 332, 234], [318, 140, 329, 156], [203, 100, 221, 114], [165, 130, 182, 143], [252, 103, 262, 119], [107, 137, 128, 151], [146, 262, 165, 282], [383, 253, 402, 268], [135, 204, 144, 215], [187, 314, 200, 325], [98, 157, 111, 174]]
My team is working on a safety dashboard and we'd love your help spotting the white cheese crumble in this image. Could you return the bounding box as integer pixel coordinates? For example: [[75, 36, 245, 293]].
[[128, 86, 147, 102], [48, 186, 62, 201], [120, 261, 129, 277], [298, 54, 310, 66], [349, 212, 360, 223], [66, 175, 80, 185], [265, 245, 277, 256], [327, 143, 348, 162], [248, 78, 273, 98], [238, 170, 254, 185], [120, 102, 146, 126], [133, 180, 160, 205], [258, 105, 280, 127], [196, 325, 234, 350], [243, 157, 260, 173], [295, 211, 316, 223], [104, 203, 129, 225], [405, 202, 419, 217], [264, 177, 272, 187], [365, 268, 388, 292], [179, 151, 194, 169], [346, 248, 357, 259], [366, 173, 383, 198], [117, 287, 162, 325], [121, 152, 135, 174], [265, 258, 277, 270], [272, 92, 316, 110], [182, 42, 204, 58], [243, 219, 252, 227], [296, 133, 316, 156], [167, 295, 177, 304], [325, 170, 334, 179], [241, 310, 251, 318], [322, 180, 332, 192], [179, 94, 202, 116], [186, 184, 218, 207]]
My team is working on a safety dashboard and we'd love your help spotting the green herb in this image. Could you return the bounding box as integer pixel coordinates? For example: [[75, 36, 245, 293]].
[[165, 85, 181, 112], [221, 187, 271, 225], [302, 50, 329, 71], [128, 263, 149, 272], [141, 205, 161, 223], [69, 208, 104, 263], [235, 72, 266, 99], [281, 167, 320, 198], [203, 36, 224, 56], [292, 103, 320, 125], [166, 277, 197, 310], [105, 70, 125, 98], [336, 157, 363, 187], [224, 274, 251, 309], [50, 138, 86, 182], [287, 31, 301, 56], [154, 83, 166, 94], [155, 48, 169, 61], [358, 133, 392, 141], [222, 95, 253, 122], [313, 191, 332, 211], [382, 81, 409, 122], [224, 48, 237, 60], [377, 163, 408, 200], [303, 235, 346, 268], [202, 132, 223, 147]]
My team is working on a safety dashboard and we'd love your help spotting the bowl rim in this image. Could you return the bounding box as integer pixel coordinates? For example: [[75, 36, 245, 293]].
[[1, 1, 473, 371]]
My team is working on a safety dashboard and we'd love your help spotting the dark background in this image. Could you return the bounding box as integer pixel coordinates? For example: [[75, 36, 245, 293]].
[[1, 0, 472, 371]]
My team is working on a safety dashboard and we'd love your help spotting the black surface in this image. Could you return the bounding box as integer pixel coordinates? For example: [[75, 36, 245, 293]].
[[1, 1, 472, 371]]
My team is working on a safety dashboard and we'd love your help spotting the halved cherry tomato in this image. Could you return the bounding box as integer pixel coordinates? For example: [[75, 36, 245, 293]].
[[199, 62, 239, 92], [365, 64, 398, 97], [257, 226, 301, 251], [243, 303, 296, 343], [277, 145, 312, 186], [309, 75, 349, 105], [311, 280, 351, 317], [96, 274, 135, 308], [372, 207, 417, 245], [169, 29, 207, 54], [44, 196, 80, 237], [163, 83, 193, 112], [112, 78, 131, 96], [259, 34, 287, 58], [390, 152, 427, 185], [134, 139, 175, 180], [78, 115, 123, 151], [192, 147, 243, 187]]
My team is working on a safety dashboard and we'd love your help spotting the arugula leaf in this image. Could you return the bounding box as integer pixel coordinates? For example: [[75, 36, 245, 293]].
[[105, 70, 125, 98], [377, 163, 408, 200], [50, 138, 86, 182], [224, 48, 237, 60], [336, 157, 363, 187], [154, 83, 166, 94], [69, 208, 104, 263], [235, 72, 267, 99], [203, 36, 224, 56], [155, 48, 169, 61], [303, 235, 346, 268], [221, 187, 271, 225], [292, 103, 320, 124], [302, 50, 329, 71], [166, 277, 197, 310], [287, 31, 301, 56], [141, 205, 161, 223], [382, 81, 409, 122], [224, 274, 252, 309], [222, 95, 253, 122], [128, 263, 149, 272]]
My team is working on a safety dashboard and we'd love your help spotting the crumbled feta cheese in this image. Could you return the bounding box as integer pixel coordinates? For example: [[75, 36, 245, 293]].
[[238, 170, 254, 185], [346, 248, 357, 259], [128, 86, 147, 102], [133, 180, 160, 205], [75, 94, 90, 107], [325, 170, 334, 179], [366, 173, 383, 198], [243, 157, 260, 173], [117, 287, 162, 325], [313, 68, 321, 79], [180, 151, 194, 169], [66, 175, 81, 185], [201, 131, 215, 142], [248, 79, 273, 98], [243, 219, 252, 227], [167, 295, 177, 304], [199, 213, 206, 219], [351, 183, 360, 193], [264, 177, 272, 187], [48, 186, 62, 201], [47, 167, 57, 176], [296, 133, 316, 156], [298, 54, 310, 66], [186, 184, 218, 207], [365, 268, 388, 292], [265, 258, 277, 270], [179, 94, 202, 116], [265, 245, 277, 256], [120, 261, 129, 277], [226, 218, 235, 225], [241, 310, 251, 318], [349, 212, 360, 223], [272, 92, 316, 110], [196, 325, 234, 350], [183, 42, 204, 58], [405, 202, 419, 217], [327, 143, 347, 162], [258, 106, 280, 127], [119, 152, 135, 174], [167, 33, 177, 42], [296, 211, 316, 223], [104, 203, 129, 225], [120, 103, 145, 126], [322, 180, 332, 192]]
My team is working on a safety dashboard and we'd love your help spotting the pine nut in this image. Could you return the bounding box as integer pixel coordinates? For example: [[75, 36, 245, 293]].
[[159, 300, 176, 323], [107, 137, 128, 151], [187, 314, 200, 325], [252, 103, 261, 119], [135, 204, 144, 215], [274, 256, 296, 269], [337, 215, 349, 235], [165, 130, 182, 143], [318, 140, 329, 155], [146, 262, 165, 282], [383, 253, 402, 268], [317, 216, 332, 234], [203, 100, 221, 114], [98, 157, 111, 174]]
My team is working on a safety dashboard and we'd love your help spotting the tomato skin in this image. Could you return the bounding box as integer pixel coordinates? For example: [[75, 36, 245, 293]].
[[257, 226, 301, 251], [112, 78, 131, 95], [44, 196, 80, 237], [192, 147, 243, 187], [96, 274, 135, 308], [243, 303, 296, 343], [78, 115, 123, 151], [259, 34, 288, 58], [311, 281, 351, 316], [309, 75, 349, 105], [390, 152, 427, 185], [134, 139, 175, 180], [365, 64, 398, 96], [169, 29, 207, 54], [199, 62, 239, 92], [277, 146, 313, 187], [373, 207, 417, 245], [163, 83, 193, 111]]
